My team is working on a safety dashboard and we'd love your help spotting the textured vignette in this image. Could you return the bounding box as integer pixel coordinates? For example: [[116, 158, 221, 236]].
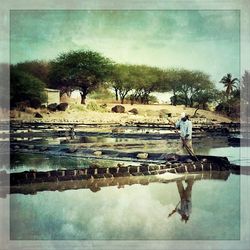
[[0, 0, 250, 249]]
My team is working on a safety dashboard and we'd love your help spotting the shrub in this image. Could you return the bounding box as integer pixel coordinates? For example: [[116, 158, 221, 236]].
[[10, 66, 47, 108], [86, 101, 106, 112]]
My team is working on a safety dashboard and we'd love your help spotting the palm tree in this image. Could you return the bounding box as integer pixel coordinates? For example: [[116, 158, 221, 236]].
[[220, 73, 239, 99]]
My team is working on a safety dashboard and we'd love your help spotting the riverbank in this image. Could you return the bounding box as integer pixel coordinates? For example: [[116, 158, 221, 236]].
[[10, 102, 233, 124]]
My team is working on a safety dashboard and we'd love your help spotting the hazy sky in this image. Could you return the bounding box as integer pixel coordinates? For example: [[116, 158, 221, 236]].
[[10, 10, 240, 87]]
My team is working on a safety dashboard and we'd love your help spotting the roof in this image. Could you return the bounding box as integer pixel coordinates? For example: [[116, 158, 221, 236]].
[[44, 88, 60, 92]]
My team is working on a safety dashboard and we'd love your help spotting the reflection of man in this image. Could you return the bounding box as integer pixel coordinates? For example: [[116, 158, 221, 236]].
[[168, 179, 194, 223], [175, 112, 194, 155]]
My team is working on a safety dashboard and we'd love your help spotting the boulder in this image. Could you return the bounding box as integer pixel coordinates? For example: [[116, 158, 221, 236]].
[[47, 103, 58, 112], [67, 147, 78, 153], [39, 146, 48, 152], [111, 105, 125, 113], [128, 108, 138, 115], [93, 151, 102, 156], [164, 153, 179, 161], [34, 112, 43, 118], [57, 103, 69, 111], [136, 153, 148, 159]]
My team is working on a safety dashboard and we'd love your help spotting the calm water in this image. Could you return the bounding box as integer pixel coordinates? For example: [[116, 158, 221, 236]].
[[9, 136, 246, 240]]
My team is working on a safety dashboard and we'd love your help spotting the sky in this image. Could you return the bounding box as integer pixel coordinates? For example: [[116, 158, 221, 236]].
[[10, 10, 240, 91]]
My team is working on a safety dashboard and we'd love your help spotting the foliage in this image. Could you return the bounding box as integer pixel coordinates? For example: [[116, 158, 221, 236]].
[[111, 64, 163, 104], [88, 85, 114, 100], [215, 84, 240, 118], [14, 60, 50, 84], [10, 66, 47, 108], [49, 50, 114, 104], [86, 101, 106, 112], [158, 69, 181, 105], [219, 73, 239, 99]]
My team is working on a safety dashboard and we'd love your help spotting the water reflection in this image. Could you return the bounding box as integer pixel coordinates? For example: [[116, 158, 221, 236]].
[[9, 171, 239, 240], [168, 179, 194, 223]]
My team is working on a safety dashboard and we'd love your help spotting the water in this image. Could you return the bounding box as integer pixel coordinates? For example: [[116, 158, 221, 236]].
[[8, 133, 246, 240], [10, 172, 240, 240]]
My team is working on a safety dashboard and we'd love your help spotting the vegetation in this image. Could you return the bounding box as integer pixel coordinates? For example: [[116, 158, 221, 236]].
[[49, 50, 114, 104], [10, 66, 47, 108], [220, 73, 239, 99], [14, 60, 50, 84], [10, 48, 241, 120]]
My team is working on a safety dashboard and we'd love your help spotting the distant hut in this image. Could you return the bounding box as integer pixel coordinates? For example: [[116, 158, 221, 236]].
[[44, 88, 60, 106]]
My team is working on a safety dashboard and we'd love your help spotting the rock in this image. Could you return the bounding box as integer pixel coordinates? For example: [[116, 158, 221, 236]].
[[57, 103, 69, 111], [165, 153, 180, 161], [100, 103, 107, 108], [34, 112, 43, 118], [159, 109, 171, 118], [93, 151, 102, 156], [112, 128, 125, 133], [89, 163, 102, 168], [28, 145, 35, 150], [128, 108, 138, 115], [47, 103, 58, 112], [40, 146, 48, 152], [14, 145, 20, 150], [111, 105, 125, 113], [117, 163, 125, 167], [136, 153, 148, 159], [67, 147, 78, 153]]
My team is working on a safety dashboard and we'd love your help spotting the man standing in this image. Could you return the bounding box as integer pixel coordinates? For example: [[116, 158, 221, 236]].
[[175, 112, 194, 155]]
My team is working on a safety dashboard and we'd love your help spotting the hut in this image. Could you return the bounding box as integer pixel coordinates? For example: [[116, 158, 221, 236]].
[[44, 88, 60, 106]]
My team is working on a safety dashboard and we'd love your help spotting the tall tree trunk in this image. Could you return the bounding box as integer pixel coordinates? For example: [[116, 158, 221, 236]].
[[172, 90, 176, 106], [80, 88, 88, 104], [115, 89, 118, 101], [185, 94, 188, 107], [190, 97, 193, 107]]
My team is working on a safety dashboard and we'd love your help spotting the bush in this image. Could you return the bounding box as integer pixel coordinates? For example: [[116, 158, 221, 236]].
[[10, 66, 47, 108], [87, 101, 106, 112], [215, 101, 240, 118]]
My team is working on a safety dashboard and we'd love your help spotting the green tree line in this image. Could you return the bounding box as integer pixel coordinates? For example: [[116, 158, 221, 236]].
[[10, 49, 240, 117]]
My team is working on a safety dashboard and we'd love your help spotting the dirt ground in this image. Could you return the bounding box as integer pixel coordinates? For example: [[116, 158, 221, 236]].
[[10, 101, 233, 123]]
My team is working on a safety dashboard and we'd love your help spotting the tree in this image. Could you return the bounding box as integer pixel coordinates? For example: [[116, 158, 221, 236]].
[[219, 73, 239, 99], [158, 69, 181, 105], [10, 66, 47, 108], [129, 65, 162, 104], [49, 50, 114, 104], [110, 64, 133, 104], [14, 60, 50, 84], [192, 87, 217, 116], [176, 70, 213, 107]]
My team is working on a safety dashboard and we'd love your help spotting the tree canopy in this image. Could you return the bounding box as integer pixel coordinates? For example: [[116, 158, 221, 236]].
[[220, 73, 239, 99], [14, 60, 50, 84], [10, 66, 47, 108], [49, 50, 114, 104]]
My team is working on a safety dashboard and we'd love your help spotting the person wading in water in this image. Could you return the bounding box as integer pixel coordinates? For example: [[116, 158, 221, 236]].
[[175, 112, 194, 155]]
